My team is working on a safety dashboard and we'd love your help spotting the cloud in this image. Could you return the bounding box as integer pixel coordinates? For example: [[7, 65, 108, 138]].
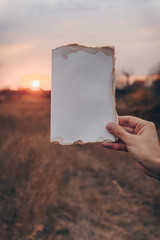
[[0, 0, 160, 87], [0, 43, 33, 60], [0, 0, 160, 44]]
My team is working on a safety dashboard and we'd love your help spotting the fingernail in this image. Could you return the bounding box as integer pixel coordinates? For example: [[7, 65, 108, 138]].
[[107, 122, 115, 131], [102, 142, 112, 148]]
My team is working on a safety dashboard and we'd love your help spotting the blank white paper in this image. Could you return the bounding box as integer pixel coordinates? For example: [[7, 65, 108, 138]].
[[51, 44, 117, 144]]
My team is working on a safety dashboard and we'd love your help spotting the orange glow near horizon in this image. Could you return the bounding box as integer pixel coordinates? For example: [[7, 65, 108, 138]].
[[17, 74, 51, 90]]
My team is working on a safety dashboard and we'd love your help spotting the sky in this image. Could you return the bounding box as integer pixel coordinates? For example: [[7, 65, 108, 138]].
[[0, 0, 160, 89]]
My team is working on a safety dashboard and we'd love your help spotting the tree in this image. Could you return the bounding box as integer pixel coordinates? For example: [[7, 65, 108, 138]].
[[121, 69, 133, 86], [149, 62, 160, 76]]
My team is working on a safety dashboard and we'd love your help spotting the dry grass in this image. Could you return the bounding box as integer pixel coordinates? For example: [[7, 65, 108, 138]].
[[0, 84, 160, 240]]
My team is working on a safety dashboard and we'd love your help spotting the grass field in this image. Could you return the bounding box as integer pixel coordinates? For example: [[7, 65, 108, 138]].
[[0, 82, 160, 240]]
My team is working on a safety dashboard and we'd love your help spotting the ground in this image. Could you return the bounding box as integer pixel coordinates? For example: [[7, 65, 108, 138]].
[[0, 82, 160, 240]]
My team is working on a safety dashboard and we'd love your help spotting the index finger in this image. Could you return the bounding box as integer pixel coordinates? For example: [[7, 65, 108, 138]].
[[118, 116, 146, 128]]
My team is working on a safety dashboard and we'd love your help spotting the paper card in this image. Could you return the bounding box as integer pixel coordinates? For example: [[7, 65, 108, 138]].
[[51, 44, 117, 144]]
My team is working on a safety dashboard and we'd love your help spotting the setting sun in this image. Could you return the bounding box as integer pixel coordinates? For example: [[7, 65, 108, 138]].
[[32, 80, 40, 89], [18, 74, 50, 90]]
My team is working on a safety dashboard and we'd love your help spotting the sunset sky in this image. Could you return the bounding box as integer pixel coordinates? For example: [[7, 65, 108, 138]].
[[0, 0, 160, 89]]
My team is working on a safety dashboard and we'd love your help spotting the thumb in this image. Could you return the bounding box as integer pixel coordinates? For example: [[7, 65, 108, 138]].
[[106, 122, 131, 143]]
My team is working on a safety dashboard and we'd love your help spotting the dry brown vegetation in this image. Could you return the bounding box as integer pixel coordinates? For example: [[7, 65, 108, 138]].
[[0, 80, 160, 240]]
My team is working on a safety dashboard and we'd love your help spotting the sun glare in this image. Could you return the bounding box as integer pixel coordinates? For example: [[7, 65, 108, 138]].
[[32, 80, 40, 89]]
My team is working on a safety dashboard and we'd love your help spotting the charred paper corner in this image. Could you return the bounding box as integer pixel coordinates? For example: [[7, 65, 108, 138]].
[[51, 44, 117, 144]]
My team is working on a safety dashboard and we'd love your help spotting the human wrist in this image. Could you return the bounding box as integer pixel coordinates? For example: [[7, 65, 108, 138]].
[[148, 146, 160, 178], [153, 146, 160, 166]]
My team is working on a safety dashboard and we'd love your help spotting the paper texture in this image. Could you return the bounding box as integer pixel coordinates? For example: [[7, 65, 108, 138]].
[[51, 44, 117, 144]]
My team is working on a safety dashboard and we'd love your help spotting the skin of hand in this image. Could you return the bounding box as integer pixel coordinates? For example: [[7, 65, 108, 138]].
[[102, 116, 160, 180]]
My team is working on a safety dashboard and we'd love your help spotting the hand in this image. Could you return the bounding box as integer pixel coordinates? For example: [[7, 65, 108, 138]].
[[102, 116, 160, 180]]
